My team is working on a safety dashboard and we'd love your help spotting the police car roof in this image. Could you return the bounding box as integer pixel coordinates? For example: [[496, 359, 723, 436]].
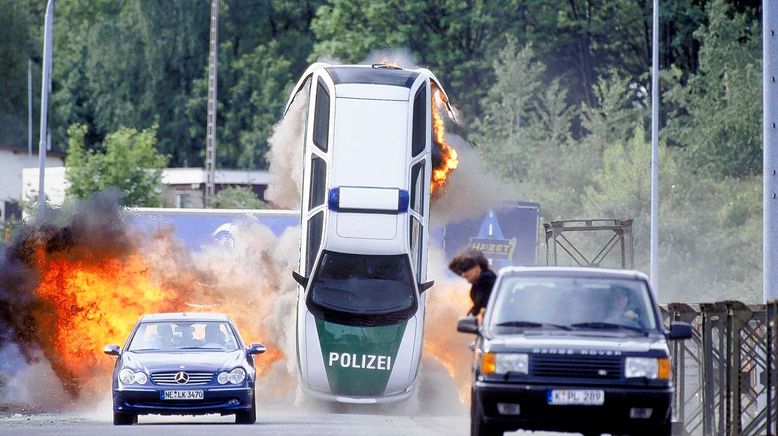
[[139, 312, 231, 323], [497, 266, 649, 282]]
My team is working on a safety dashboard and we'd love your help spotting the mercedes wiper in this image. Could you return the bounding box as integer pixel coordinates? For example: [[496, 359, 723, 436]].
[[177, 346, 223, 350], [495, 321, 572, 330], [128, 348, 160, 352], [570, 322, 646, 333]]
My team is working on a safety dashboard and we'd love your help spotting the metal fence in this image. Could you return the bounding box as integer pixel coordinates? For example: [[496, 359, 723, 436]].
[[662, 302, 778, 436]]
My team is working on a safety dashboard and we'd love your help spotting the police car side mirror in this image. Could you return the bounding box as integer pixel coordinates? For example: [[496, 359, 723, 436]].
[[292, 271, 308, 288], [457, 317, 479, 334], [666, 322, 693, 340], [419, 281, 435, 293], [103, 344, 120, 356]]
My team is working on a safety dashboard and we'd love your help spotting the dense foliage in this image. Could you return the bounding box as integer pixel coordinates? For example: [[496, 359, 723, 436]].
[[0, 0, 764, 301], [65, 124, 168, 206]]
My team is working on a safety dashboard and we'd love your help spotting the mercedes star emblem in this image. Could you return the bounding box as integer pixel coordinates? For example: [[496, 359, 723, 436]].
[[174, 371, 189, 384]]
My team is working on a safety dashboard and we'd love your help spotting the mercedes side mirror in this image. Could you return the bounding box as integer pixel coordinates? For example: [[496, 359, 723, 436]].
[[419, 281, 435, 293], [103, 344, 121, 356], [457, 317, 479, 334], [292, 271, 308, 288], [247, 343, 266, 355], [666, 322, 693, 340]]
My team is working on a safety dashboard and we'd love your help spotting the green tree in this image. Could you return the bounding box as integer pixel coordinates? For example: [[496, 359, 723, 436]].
[[212, 186, 268, 209], [65, 124, 169, 206], [665, 0, 762, 177]]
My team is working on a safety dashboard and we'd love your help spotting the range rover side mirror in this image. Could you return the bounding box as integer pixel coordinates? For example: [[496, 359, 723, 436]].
[[103, 344, 120, 356], [666, 322, 693, 340], [247, 343, 266, 355], [457, 317, 479, 334], [292, 271, 308, 288], [419, 281, 435, 293]]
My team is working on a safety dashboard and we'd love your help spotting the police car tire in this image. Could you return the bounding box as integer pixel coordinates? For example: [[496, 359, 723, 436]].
[[235, 392, 256, 424], [113, 411, 135, 426]]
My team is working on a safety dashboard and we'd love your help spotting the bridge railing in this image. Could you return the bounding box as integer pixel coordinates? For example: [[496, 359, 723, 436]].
[[662, 302, 778, 436]]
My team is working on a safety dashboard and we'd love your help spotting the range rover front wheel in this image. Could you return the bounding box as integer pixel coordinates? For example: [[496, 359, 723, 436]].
[[470, 390, 502, 436]]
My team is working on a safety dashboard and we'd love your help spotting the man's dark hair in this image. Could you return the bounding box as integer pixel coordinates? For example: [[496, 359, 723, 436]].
[[449, 248, 489, 274]]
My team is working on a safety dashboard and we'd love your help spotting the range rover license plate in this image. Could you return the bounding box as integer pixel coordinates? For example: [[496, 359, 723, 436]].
[[547, 389, 604, 405], [162, 390, 204, 400]]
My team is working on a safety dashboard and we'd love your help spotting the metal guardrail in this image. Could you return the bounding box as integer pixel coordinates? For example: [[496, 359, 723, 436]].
[[662, 301, 778, 436]]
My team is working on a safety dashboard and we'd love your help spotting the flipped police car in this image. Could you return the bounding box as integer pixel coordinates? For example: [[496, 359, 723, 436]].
[[104, 313, 266, 425], [286, 63, 449, 403], [457, 267, 692, 436]]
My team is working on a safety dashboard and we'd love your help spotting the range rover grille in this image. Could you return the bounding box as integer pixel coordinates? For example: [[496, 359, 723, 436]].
[[531, 355, 622, 379]]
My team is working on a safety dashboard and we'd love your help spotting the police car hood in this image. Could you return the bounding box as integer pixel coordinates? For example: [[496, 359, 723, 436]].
[[484, 333, 668, 354]]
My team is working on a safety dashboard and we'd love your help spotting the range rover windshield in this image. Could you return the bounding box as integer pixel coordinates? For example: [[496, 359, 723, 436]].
[[308, 251, 417, 320], [488, 276, 658, 335]]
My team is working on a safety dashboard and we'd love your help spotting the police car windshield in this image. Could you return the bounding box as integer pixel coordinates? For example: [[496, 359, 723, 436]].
[[488, 276, 658, 334], [310, 252, 415, 315], [127, 321, 239, 352]]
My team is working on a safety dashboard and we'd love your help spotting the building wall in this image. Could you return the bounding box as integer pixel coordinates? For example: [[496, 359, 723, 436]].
[[1, 148, 63, 221]]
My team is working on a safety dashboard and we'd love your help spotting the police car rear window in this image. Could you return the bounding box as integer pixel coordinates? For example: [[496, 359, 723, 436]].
[[325, 67, 419, 88]]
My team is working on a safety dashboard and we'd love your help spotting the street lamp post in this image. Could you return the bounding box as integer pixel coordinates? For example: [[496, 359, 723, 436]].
[[37, 0, 55, 216]]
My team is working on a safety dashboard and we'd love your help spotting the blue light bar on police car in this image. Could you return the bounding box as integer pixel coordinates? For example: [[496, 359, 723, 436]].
[[327, 187, 409, 214]]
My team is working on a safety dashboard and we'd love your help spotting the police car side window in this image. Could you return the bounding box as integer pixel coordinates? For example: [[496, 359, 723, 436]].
[[309, 156, 326, 209], [313, 79, 330, 152], [411, 87, 426, 157], [306, 212, 324, 276], [410, 162, 424, 214]]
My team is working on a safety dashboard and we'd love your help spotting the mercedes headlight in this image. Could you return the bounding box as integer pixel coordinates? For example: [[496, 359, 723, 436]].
[[481, 353, 529, 375], [118, 368, 147, 385], [228, 368, 246, 384], [625, 357, 669, 380], [217, 371, 229, 385]]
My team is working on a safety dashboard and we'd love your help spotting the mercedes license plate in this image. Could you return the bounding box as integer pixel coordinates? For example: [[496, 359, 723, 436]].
[[162, 390, 204, 400], [547, 389, 604, 405]]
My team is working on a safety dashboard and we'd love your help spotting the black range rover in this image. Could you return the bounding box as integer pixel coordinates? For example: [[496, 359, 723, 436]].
[[457, 267, 692, 436]]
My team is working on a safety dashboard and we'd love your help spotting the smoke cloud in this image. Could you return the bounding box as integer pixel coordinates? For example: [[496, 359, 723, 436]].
[[430, 134, 516, 228], [265, 85, 307, 209]]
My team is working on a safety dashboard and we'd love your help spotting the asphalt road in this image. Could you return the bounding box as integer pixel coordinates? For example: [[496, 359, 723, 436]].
[[0, 404, 569, 436]]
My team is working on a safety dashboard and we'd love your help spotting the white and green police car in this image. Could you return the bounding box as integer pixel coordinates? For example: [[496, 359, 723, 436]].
[[286, 63, 451, 403]]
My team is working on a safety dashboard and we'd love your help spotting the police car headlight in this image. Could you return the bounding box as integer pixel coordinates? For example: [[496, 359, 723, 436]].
[[481, 353, 528, 375], [217, 371, 229, 384], [625, 357, 667, 379], [228, 368, 246, 384]]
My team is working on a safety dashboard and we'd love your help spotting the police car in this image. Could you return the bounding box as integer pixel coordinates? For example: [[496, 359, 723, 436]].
[[286, 63, 452, 403]]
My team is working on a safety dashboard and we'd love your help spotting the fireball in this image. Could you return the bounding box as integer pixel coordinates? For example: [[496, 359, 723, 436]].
[[430, 86, 459, 198]]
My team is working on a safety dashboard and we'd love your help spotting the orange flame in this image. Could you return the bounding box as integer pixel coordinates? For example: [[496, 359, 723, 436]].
[[430, 87, 459, 198], [378, 58, 400, 68], [423, 281, 474, 404], [28, 230, 288, 399]]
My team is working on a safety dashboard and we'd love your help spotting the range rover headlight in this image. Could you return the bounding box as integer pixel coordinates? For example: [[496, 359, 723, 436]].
[[625, 357, 669, 379], [481, 353, 529, 375], [118, 368, 147, 384], [228, 368, 246, 384]]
